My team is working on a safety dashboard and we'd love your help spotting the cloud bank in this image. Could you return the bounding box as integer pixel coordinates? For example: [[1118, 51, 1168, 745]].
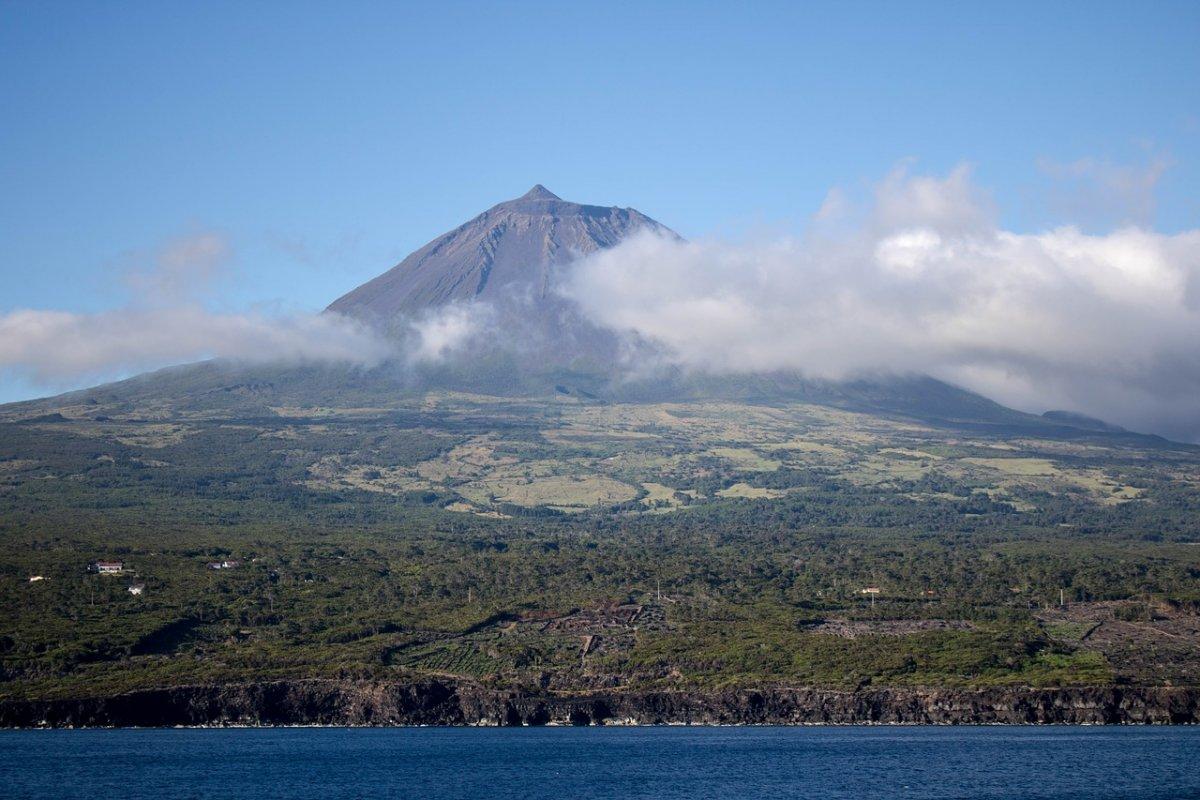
[[0, 306, 391, 385], [0, 232, 391, 392], [563, 166, 1200, 442]]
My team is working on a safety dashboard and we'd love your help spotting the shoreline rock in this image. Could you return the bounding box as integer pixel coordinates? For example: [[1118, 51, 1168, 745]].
[[2, 681, 1198, 728]]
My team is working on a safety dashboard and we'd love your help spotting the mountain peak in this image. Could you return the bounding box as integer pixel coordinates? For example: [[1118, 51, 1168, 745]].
[[327, 187, 672, 319], [517, 184, 561, 202]]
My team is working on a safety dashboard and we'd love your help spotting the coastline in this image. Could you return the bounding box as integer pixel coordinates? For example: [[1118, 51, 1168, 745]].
[[2, 680, 1197, 728]]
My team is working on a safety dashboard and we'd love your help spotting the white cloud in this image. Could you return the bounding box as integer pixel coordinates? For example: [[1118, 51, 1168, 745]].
[[562, 167, 1200, 441], [0, 231, 392, 392], [407, 302, 495, 363], [0, 306, 391, 386], [874, 163, 994, 234]]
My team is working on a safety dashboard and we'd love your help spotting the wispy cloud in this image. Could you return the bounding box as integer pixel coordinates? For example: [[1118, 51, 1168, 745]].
[[120, 231, 233, 304], [0, 307, 390, 384], [407, 302, 495, 363], [0, 232, 390, 392], [1038, 153, 1171, 230], [562, 165, 1200, 441]]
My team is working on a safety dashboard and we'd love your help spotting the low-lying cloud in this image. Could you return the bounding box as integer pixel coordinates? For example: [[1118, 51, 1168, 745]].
[[0, 306, 391, 386], [0, 232, 391, 393], [407, 302, 496, 364], [563, 166, 1200, 442]]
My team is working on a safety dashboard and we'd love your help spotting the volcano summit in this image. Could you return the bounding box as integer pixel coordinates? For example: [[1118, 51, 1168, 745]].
[[327, 185, 671, 322]]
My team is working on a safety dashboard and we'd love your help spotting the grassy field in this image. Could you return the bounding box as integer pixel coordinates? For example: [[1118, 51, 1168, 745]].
[[220, 393, 1189, 516]]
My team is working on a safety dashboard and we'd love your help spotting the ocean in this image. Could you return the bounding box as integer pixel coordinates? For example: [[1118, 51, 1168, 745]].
[[1, 726, 1196, 799]]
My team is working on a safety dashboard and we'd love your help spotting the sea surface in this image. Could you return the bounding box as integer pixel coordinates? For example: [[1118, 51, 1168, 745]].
[[1, 726, 1196, 799]]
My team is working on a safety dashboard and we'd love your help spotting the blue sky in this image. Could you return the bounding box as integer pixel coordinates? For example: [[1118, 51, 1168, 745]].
[[1, 0, 1198, 404]]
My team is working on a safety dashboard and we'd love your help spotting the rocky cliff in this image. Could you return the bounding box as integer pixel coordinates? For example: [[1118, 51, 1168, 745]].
[[2, 681, 1197, 727]]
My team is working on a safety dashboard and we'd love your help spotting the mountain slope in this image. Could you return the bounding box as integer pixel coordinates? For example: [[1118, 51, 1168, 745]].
[[327, 185, 671, 321], [3, 189, 1199, 714], [0, 185, 1151, 440]]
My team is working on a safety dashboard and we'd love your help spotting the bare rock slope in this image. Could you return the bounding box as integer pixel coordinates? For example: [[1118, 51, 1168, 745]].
[[327, 185, 671, 321]]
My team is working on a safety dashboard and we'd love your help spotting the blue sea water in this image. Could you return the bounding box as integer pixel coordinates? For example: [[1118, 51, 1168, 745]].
[[0, 726, 1196, 799]]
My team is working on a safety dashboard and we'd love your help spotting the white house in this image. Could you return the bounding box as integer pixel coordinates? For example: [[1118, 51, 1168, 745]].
[[91, 560, 125, 574]]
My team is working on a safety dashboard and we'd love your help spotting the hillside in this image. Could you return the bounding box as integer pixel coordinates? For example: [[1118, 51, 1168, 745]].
[[2, 385, 1198, 713], [1, 187, 1198, 723]]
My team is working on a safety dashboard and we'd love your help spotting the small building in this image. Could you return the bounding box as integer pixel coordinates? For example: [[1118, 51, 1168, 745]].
[[207, 559, 241, 570], [28, 575, 46, 583], [859, 586, 881, 595], [91, 560, 125, 574], [128, 583, 145, 596]]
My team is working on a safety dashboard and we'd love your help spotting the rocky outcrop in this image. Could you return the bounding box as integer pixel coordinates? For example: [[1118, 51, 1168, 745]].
[[2, 681, 1197, 727]]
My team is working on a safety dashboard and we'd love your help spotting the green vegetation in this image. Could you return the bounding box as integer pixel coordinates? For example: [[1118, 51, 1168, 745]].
[[1, 389, 1198, 701]]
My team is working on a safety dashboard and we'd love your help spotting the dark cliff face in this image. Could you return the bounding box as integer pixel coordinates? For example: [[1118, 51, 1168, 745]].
[[3, 681, 1197, 727]]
